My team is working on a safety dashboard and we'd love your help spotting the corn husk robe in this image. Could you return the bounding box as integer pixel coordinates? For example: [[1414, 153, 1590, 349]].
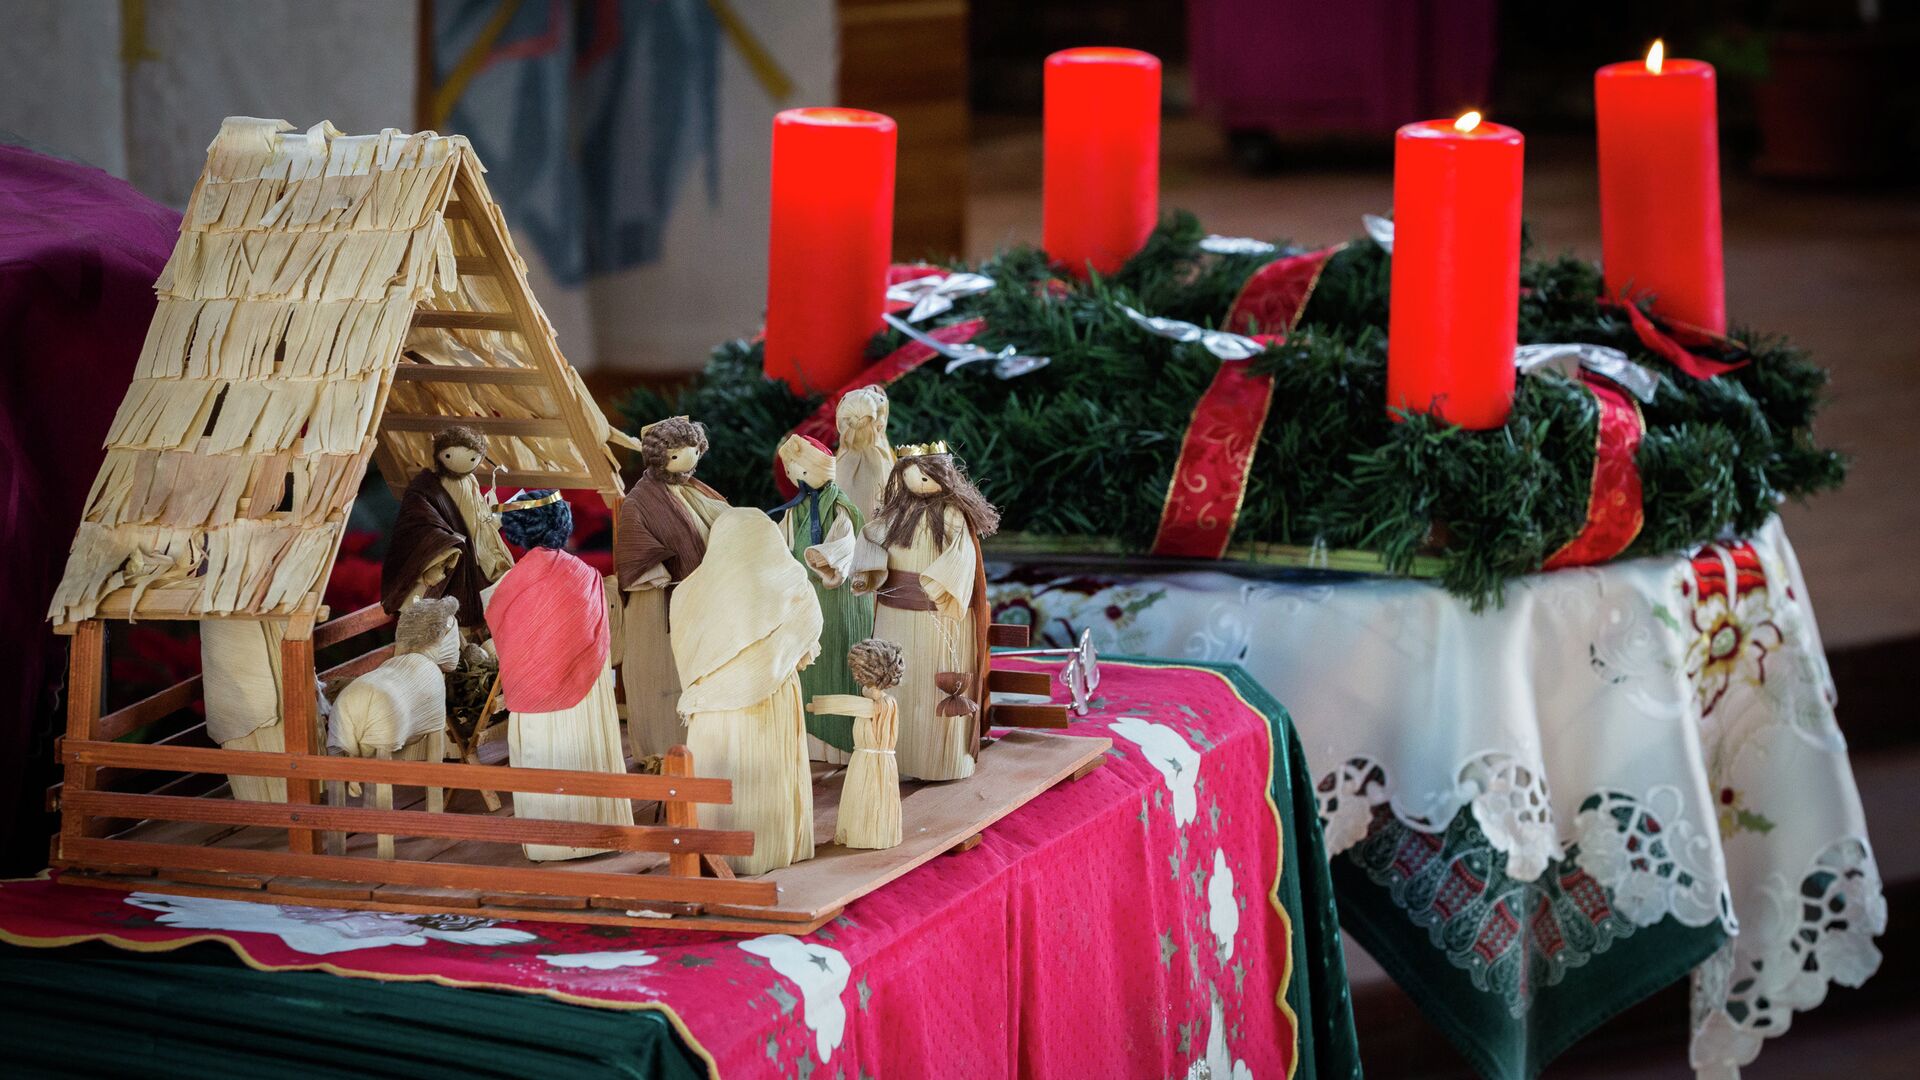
[[200, 619, 288, 803], [615, 472, 727, 760], [855, 508, 986, 782], [487, 548, 634, 862], [778, 482, 884, 760], [814, 693, 902, 849], [381, 469, 512, 627], [835, 387, 894, 521], [672, 509, 822, 875]]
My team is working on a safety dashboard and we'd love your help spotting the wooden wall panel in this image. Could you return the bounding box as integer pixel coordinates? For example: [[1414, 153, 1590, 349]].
[[838, 0, 970, 262]]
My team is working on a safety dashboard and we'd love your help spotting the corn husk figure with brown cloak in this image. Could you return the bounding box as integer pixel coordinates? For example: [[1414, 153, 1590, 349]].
[[771, 433, 885, 765], [672, 508, 822, 875], [615, 417, 730, 761], [850, 444, 998, 782], [486, 546, 634, 862], [381, 424, 514, 629], [807, 639, 904, 849]]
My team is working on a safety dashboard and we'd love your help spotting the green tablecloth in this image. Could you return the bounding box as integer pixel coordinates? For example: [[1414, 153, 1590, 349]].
[[0, 942, 706, 1079]]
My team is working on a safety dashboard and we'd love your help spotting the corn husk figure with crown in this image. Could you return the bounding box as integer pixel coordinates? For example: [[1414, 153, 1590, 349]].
[[772, 433, 886, 763], [807, 638, 904, 849], [851, 442, 998, 782]]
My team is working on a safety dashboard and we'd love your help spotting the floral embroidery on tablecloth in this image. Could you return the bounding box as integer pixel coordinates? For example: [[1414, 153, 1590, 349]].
[[1714, 785, 1776, 839], [1463, 753, 1561, 883], [986, 569, 1167, 652], [1689, 837, 1885, 1079], [1315, 756, 1392, 855], [1683, 542, 1783, 723], [1568, 787, 1729, 930]]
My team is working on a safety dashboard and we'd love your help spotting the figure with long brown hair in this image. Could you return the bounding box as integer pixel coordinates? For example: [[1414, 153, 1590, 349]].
[[852, 443, 999, 781]]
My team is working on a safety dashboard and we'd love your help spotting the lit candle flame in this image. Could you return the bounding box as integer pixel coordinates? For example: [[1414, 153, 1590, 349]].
[[1646, 39, 1665, 74], [1453, 110, 1483, 134]]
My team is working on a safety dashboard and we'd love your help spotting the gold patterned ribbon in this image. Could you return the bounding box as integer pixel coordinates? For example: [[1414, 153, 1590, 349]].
[[1542, 372, 1647, 569], [1150, 246, 1343, 558]]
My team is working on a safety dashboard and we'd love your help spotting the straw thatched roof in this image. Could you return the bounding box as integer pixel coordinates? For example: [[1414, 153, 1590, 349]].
[[48, 117, 632, 628]]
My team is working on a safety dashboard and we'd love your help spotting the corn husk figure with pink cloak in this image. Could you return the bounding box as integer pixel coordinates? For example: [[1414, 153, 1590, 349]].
[[671, 508, 823, 875], [486, 546, 634, 861], [850, 443, 999, 782]]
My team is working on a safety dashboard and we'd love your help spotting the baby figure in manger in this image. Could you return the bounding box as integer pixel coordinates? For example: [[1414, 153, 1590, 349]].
[[850, 443, 999, 782], [807, 638, 905, 850], [380, 424, 515, 630]]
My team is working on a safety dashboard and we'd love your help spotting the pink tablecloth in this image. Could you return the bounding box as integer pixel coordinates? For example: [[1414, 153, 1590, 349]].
[[0, 658, 1357, 1079]]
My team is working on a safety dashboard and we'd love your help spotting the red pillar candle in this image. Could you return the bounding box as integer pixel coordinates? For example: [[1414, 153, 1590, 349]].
[[1387, 113, 1525, 430], [764, 107, 897, 393], [1043, 47, 1161, 278], [1595, 42, 1725, 333]]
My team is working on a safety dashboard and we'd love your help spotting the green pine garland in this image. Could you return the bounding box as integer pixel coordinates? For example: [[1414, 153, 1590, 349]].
[[620, 211, 1844, 606]]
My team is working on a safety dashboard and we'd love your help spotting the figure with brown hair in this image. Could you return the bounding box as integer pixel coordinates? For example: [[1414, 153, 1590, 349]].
[[851, 443, 1000, 781], [380, 424, 514, 628], [807, 638, 904, 849], [615, 416, 730, 758]]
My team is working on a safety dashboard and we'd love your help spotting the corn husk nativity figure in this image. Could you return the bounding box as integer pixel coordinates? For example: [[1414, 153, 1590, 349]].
[[850, 443, 999, 782], [487, 545, 633, 862], [616, 417, 730, 761], [807, 638, 905, 849], [771, 433, 885, 763], [834, 384, 895, 521], [671, 508, 822, 875], [381, 424, 515, 629]]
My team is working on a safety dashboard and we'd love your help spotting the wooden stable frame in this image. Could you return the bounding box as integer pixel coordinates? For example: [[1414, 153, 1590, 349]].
[[50, 604, 1111, 932], [52, 604, 775, 916]]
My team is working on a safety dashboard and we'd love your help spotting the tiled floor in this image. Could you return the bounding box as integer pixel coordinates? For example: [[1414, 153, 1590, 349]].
[[967, 117, 1920, 650]]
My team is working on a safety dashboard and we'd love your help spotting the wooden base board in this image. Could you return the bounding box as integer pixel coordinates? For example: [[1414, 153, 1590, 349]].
[[59, 730, 1111, 935]]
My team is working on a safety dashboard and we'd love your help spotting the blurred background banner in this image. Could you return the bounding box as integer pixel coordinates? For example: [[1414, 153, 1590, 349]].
[[428, 0, 723, 286]]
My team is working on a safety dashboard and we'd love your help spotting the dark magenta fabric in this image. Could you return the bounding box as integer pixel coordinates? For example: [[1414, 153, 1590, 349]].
[[0, 144, 179, 872]]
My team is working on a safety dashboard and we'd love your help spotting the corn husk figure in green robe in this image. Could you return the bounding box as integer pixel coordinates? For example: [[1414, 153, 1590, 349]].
[[772, 434, 886, 762]]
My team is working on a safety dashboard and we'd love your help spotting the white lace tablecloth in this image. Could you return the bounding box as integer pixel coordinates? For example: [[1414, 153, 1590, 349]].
[[987, 517, 1883, 1078]]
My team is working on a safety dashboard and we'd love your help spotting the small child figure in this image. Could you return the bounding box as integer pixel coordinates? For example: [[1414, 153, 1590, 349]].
[[807, 639, 905, 850]]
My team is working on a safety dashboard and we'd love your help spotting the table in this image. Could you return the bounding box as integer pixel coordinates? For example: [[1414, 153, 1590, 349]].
[[985, 517, 1884, 1079], [0, 659, 1359, 1079]]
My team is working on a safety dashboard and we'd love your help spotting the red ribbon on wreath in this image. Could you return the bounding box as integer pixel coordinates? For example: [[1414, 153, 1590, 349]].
[[1542, 371, 1646, 570], [1148, 245, 1344, 557], [1541, 295, 1748, 568], [1605, 296, 1750, 380]]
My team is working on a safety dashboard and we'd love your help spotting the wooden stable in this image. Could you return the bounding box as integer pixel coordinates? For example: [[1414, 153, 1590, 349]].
[[52, 603, 1106, 933]]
